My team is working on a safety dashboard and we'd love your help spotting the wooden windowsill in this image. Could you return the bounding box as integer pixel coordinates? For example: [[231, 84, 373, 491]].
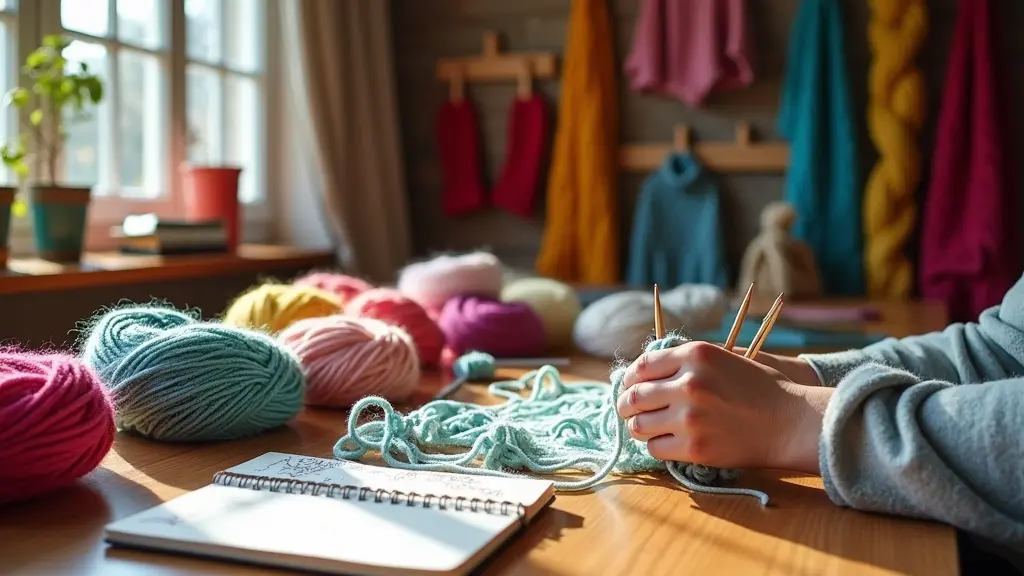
[[0, 244, 336, 296]]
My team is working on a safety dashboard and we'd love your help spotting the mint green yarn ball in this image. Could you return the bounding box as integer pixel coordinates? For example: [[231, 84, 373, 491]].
[[81, 306, 306, 442]]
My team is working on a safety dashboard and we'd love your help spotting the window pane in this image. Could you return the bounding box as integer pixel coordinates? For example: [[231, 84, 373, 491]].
[[186, 64, 222, 164], [0, 0, 17, 12], [63, 41, 110, 191], [119, 50, 164, 198], [225, 74, 260, 203], [118, 0, 165, 49], [186, 0, 221, 63], [0, 22, 13, 186], [62, 0, 110, 38], [224, 0, 260, 72]]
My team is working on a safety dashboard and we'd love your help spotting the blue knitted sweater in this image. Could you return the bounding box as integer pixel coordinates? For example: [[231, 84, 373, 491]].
[[625, 153, 728, 288]]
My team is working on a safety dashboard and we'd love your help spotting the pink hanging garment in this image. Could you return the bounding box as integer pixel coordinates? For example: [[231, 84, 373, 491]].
[[436, 99, 486, 217], [624, 0, 753, 107], [919, 0, 1020, 322], [492, 94, 550, 218]]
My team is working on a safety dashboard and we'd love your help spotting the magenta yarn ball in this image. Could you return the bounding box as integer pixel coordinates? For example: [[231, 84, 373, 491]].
[[436, 295, 546, 358]]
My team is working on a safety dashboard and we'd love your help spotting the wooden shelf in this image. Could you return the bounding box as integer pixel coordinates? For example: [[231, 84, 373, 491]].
[[0, 244, 336, 296]]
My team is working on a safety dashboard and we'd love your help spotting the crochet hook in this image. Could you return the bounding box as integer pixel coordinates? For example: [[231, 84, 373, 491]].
[[434, 351, 496, 400], [653, 283, 665, 339], [745, 294, 784, 359], [724, 282, 755, 352]]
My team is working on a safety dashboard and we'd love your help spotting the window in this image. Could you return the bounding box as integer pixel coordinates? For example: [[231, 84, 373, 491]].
[[4, 0, 272, 248]]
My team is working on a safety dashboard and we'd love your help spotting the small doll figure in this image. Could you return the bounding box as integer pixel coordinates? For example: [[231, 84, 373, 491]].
[[737, 202, 822, 301]]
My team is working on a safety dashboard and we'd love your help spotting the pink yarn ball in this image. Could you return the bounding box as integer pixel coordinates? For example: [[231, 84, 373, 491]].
[[294, 272, 373, 306], [437, 295, 547, 358], [278, 316, 420, 408], [0, 350, 115, 504], [397, 252, 503, 312], [345, 288, 445, 367]]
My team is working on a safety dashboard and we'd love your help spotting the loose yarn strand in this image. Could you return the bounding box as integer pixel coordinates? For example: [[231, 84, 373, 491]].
[[334, 336, 769, 505]]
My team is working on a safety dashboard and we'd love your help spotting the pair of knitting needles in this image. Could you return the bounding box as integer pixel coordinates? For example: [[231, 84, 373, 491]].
[[653, 283, 783, 357]]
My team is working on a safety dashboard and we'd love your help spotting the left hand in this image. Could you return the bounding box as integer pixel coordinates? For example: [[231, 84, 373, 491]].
[[616, 341, 832, 473]]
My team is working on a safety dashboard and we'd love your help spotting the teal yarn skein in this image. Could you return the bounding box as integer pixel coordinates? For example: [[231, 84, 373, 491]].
[[81, 305, 305, 442], [334, 335, 769, 505]]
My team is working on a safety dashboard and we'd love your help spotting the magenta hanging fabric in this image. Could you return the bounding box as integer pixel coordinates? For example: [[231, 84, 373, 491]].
[[919, 0, 1020, 322], [624, 0, 754, 107]]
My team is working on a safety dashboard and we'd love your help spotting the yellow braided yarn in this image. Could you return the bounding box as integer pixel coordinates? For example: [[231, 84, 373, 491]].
[[863, 0, 927, 299], [222, 283, 342, 333]]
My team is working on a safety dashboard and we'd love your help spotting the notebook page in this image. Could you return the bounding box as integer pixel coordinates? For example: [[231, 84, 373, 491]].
[[222, 453, 554, 515], [105, 483, 518, 575]]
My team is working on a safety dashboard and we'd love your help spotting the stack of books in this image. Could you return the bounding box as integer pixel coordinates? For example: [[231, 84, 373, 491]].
[[112, 213, 229, 255]]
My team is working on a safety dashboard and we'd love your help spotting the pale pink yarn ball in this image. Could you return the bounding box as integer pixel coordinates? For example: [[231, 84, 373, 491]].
[[294, 272, 373, 307], [396, 252, 503, 313], [277, 315, 419, 408]]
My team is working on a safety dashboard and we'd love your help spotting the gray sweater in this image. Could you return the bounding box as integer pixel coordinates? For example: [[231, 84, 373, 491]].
[[801, 274, 1024, 550]]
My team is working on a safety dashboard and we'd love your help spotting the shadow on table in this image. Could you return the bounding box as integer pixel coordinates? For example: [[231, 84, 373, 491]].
[[688, 470, 953, 574], [0, 467, 159, 574], [476, 504, 585, 576]]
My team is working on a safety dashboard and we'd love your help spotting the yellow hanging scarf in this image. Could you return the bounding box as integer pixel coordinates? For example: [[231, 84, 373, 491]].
[[535, 0, 620, 285], [863, 0, 928, 298]]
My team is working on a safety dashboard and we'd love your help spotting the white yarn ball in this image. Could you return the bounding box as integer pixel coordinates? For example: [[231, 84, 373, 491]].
[[659, 284, 728, 332], [501, 277, 581, 348], [572, 291, 682, 360]]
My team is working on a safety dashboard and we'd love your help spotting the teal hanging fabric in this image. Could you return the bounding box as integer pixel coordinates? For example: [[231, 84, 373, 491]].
[[625, 152, 728, 288], [777, 0, 863, 295]]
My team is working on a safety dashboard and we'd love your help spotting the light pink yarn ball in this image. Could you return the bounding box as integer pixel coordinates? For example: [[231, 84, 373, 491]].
[[396, 252, 503, 313], [277, 315, 420, 408]]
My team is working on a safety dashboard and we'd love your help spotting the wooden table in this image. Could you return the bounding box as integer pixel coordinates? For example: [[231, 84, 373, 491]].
[[0, 300, 957, 575]]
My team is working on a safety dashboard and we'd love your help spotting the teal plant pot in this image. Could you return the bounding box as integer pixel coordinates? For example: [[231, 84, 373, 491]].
[[30, 185, 91, 262], [0, 186, 13, 268]]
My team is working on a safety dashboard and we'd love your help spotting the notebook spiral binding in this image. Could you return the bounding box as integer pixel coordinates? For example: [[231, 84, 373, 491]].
[[213, 471, 529, 526]]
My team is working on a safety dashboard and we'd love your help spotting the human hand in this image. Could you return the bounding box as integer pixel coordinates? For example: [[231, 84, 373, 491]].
[[616, 341, 832, 474], [731, 348, 823, 388]]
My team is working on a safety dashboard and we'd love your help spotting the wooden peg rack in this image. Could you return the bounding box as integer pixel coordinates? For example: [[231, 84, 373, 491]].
[[436, 31, 557, 100], [619, 122, 790, 173]]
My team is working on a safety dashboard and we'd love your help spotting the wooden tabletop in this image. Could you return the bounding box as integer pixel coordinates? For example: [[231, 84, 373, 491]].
[[0, 300, 957, 575]]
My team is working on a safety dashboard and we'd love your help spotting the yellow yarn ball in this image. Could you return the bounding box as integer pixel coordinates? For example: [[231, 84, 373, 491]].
[[222, 284, 342, 333], [500, 277, 581, 349]]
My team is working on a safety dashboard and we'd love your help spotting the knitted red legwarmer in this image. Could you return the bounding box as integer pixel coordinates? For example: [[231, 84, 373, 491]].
[[436, 99, 485, 217], [492, 95, 549, 218]]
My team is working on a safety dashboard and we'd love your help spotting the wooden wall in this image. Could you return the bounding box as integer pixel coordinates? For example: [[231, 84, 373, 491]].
[[390, 0, 1024, 286]]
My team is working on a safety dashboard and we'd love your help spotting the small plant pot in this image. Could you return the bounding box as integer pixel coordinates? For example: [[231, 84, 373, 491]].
[[0, 186, 14, 268], [181, 165, 243, 251], [29, 185, 91, 262]]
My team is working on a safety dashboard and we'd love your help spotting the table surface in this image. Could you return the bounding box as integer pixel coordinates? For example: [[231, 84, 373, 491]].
[[0, 300, 958, 575]]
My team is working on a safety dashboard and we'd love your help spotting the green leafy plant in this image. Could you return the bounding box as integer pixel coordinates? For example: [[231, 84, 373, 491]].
[[1, 34, 104, 215]]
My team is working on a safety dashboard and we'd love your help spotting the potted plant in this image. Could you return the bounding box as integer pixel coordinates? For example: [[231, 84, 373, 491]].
[[1, 34, 103, 262], [181, 126, 243, 251]]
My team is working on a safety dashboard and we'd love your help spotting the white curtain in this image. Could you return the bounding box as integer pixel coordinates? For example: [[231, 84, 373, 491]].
[[279, 0, 412, 282]]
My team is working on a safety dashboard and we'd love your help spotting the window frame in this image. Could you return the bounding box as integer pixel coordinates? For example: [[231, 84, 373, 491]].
[[7, 0, 278, 255]]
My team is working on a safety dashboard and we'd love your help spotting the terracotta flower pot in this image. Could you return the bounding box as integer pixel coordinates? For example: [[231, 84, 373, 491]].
[[181, 165, 243, 251], [30, 185, 91, 262], [0, 186, 14, 268]]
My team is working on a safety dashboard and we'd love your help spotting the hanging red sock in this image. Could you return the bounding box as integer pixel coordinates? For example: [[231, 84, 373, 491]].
[[492, 95, 549, 218], [436, 99, 485, 217]]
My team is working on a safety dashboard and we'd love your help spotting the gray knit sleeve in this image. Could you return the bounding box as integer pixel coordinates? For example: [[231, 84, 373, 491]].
[[820, 362, 1024, 547], [799, 274, 1024, 387]]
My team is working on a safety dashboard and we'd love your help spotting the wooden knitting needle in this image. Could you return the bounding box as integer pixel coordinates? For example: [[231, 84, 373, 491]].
[[723, 282, 755, 352], [745, 293, 784, 359], [653, 284, 665, 339]]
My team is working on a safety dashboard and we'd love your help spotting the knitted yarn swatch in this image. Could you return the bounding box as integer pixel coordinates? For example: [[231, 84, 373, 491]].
[[335, 335, 769, 505]]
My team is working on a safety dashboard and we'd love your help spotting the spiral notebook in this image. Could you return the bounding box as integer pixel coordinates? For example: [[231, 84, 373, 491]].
[[104, 452, 555, 575]]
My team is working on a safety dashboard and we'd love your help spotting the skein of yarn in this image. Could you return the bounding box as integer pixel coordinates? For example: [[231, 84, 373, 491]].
[[437, 295, 547, 358], [222, 283, 342, 333], [278, 315, 420, 408], [573, 291, 682, 359], [0, 351, 115, 504], [345, 288, 444, 367], [659, 283, 729, 332], [82, 306, 305, 442], [501, 277, 582, 349], [294, 272, 373, 306], [397, 251, 503, 312]]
